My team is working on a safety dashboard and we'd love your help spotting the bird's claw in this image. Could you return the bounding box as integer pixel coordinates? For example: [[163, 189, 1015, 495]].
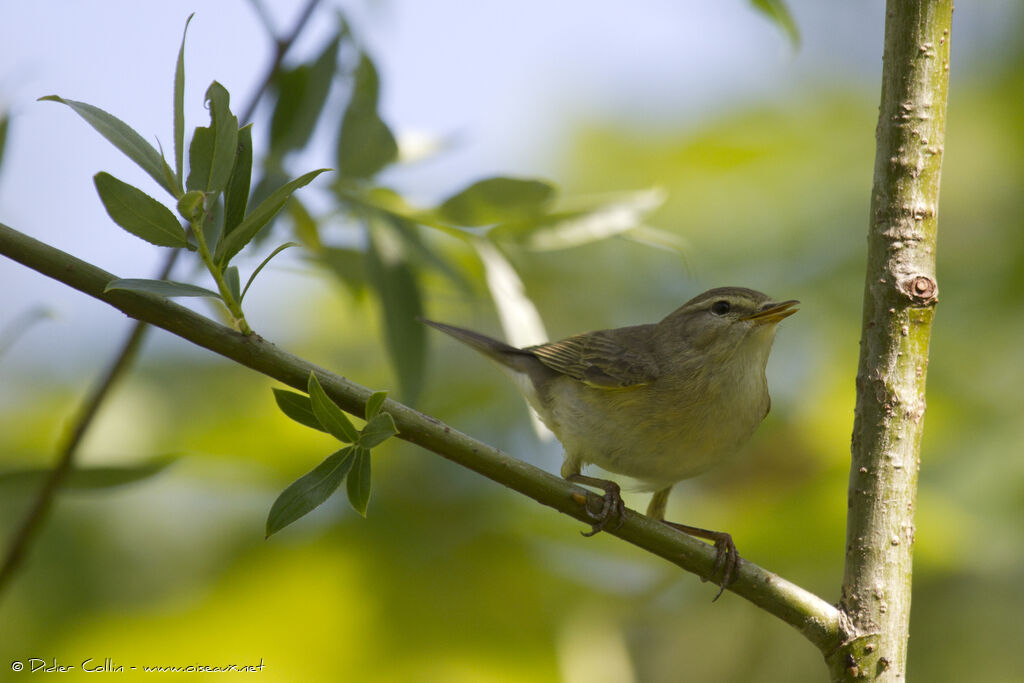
[[706, 532, 738, 601], [566, 475, 626, 537], [580, 483, 626, 536], [662, 520, 740, 601]]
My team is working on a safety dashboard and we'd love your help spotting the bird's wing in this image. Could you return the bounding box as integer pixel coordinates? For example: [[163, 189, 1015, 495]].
[[528, 328, 659, 388]]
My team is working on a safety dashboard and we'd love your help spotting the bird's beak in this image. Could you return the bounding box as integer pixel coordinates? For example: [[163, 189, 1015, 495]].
[[743, 299, 800, 325]]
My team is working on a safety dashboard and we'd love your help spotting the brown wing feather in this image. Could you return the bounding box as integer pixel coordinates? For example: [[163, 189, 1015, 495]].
[[528, 328, 659, 388]]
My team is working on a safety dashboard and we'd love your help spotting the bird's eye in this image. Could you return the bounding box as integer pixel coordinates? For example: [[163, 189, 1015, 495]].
[[710, 300, 731, 316]]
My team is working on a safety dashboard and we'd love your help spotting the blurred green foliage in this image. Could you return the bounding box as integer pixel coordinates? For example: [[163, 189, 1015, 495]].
[[2, 11, 1024, 683]]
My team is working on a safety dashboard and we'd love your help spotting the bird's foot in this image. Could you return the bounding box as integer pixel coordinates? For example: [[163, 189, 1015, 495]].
[[662, 521, 739, 601], [566, 474, 626, 536], [706, 531, 739, 601]]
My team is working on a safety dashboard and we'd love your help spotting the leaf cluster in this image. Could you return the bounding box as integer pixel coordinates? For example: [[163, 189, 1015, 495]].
[[267, 373, 397, 536], [41, 16, 327, 335]]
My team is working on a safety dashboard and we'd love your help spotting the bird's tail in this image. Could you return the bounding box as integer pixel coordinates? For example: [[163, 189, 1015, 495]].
[[418, 317, 529, 370]]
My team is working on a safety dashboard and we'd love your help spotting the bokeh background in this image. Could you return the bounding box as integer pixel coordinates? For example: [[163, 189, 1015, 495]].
[[2, 1, 1022, 681]]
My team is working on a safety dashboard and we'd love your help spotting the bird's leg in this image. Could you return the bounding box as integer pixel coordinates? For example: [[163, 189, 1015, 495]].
[[663, 522, 738, 602], [647, 487, 739, 601], [565, 473, 626, 537], [646, 487, 671, 519]]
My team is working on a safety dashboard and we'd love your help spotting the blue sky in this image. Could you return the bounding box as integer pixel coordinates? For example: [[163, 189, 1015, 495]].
[[0, 0, 1017, 375]]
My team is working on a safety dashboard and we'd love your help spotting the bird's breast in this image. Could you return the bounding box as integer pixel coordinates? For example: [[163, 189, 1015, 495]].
[[538, 358, 770, 489]]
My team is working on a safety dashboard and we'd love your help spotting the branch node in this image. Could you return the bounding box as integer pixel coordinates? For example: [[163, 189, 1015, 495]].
[[898, 275, 937, 305]]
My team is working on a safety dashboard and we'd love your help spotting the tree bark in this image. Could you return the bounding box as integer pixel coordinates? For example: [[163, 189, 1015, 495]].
[[830, 1, 951, 680]]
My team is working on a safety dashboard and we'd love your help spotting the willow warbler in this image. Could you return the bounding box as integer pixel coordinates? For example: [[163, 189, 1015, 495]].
[[422, 286, 798, 595]]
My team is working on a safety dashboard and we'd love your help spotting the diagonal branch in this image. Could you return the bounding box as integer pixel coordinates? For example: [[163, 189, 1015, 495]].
[[0, 220, 842, 654]]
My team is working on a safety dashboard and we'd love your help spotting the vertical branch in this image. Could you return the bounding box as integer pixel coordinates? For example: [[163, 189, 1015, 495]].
[[831, 1, 951, 681]]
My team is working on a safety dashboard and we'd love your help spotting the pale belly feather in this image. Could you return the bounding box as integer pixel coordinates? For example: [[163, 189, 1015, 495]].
[[537, 346, 771, 491]]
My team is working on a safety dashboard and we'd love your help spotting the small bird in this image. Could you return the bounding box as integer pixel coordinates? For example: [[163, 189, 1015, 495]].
[[421, 286, 797, 596]]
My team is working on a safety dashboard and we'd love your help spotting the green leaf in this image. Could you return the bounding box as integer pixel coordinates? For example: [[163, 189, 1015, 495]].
[[226, 266, 241, 302], [437, 177, 556, 227], [174, 14, 193, 190], [488, 188, 665, 250], [240, 242, 298, 303], [269, 32, 339, 158], [340, 183, 419, 219], [333, 185, 472, 292], [186, 125, 213, 193], [750, 0, 800, 46], [159, 152, 179, 200], [265, 447, 354, 538], [308, 372, 359, 443], [204, 81, 239, 196], [389, 213, 472, 292], [93, 172, 188, 247], [215, 168, 329, 266], [358, 412, 397, 449], [223, 124, 253, 236], [336, 52, 397, 179], [104, 278, 220, 299], [338, 114, 395, 180], [313, 246, 367, 296], [346, 447, 371, 517], [366, 218, 425, 403], [269, 65, 310, 158], [0, 455, 176, 493], [247, 166, 288, 218], [289, 198, 321, 249], [365, 391, 387, 419], [298, 32, 341, 147], [272, 388, 327, 433], [40, 95, 177, 196]]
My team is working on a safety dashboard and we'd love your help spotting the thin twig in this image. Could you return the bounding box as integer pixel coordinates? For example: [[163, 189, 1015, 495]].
[[0, 0, 323, 600], [245, 0, 278, 42], [241, 0, 323, 125], [0, 251, 178, 595]]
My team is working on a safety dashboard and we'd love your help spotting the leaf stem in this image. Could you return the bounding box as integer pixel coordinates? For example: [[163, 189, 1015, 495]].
[[190, 211, 252, 334]]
